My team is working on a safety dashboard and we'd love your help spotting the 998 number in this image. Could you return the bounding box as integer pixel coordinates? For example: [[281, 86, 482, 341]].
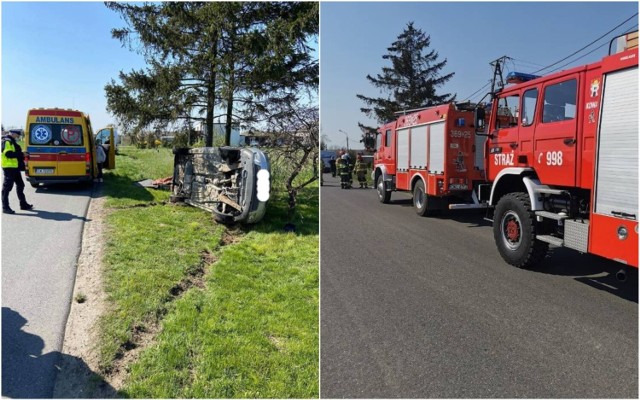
[[546, 151, 563, 166]]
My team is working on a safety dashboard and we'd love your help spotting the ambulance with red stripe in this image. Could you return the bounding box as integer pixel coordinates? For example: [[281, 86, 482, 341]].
[[24, 108, 116, 187]]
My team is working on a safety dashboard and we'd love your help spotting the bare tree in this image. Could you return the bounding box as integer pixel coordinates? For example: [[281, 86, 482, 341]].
[[257, 98, 318, 220]]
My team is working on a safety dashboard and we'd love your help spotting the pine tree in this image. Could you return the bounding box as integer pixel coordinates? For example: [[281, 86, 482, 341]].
[[104, 2, 317, 146], [356, 22, 455, 134]]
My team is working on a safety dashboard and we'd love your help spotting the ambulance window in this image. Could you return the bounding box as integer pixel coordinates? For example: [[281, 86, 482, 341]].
[[494, 94, 520, 129], [385, 129, 391, 147], [28, 124, 84, 146], [521, 88, 538, 127], [542, 79, 577, 123]]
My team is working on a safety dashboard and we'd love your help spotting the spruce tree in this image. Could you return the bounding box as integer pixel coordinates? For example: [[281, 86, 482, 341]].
[[356, 22, 455, 134]]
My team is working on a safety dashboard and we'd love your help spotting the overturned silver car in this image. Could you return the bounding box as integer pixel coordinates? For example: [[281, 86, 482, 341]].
[[171, 147, 270, 224]]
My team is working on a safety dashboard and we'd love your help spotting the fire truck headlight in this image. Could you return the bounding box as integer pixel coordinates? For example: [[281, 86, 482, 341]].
[[617, 226, 628, 240]]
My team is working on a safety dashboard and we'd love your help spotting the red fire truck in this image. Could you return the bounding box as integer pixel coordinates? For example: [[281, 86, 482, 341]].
[[373, 102, 486, 213], [373, 31, 638, 276]]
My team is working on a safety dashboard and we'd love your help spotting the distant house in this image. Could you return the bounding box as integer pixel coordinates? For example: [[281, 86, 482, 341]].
[[240, 128, 315, 147], [240, 130, 271, 146], [194, 121, 241, 146]]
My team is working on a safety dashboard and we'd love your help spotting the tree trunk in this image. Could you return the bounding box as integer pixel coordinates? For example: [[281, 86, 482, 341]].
[[224, 41, 236, 146], [205, 91, 214, 147], [225, 78, 233, 146], [205, 32, 219, 147]]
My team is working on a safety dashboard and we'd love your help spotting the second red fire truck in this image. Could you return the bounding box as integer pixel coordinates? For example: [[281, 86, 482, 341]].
[[373, 31, 638, 276]]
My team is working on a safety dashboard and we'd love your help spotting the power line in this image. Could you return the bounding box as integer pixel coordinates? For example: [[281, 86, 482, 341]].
[[510, 58, 546, 69], [461, 81, 490, 102], [546, 23, 638, 74], [532, 12, 638, 74], [459, 15, 637, 103]]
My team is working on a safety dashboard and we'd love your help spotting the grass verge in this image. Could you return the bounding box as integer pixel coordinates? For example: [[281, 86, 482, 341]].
[[96, 146, 318, 398]]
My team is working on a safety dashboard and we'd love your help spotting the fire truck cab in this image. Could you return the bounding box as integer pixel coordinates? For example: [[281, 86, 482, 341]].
[[478, 31, 638, 270]]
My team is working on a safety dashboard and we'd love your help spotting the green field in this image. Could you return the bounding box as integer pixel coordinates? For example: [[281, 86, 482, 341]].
[[96, 147, 318, 398]]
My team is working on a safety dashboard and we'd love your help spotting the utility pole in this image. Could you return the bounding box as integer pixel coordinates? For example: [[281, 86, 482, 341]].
[[339, 129, 349, 150], [489, 55, 510, 100]]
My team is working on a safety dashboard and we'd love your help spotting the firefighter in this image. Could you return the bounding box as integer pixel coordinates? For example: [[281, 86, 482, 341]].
[[336, 153, 350, 189], [340, 152, 353, 189], [353, 154, 368, 188], [329, 155, 337, 177], [2, 130, 33, 214], [335, 154, 346, 188]]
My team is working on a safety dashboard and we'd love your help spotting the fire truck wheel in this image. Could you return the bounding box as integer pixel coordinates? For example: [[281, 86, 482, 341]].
[[493, 192, 549, 268], [376, 175, 391, 203], [413, 180, 429, 216]]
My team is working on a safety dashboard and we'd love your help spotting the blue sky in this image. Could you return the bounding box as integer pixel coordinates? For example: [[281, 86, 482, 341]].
[[321, 1, 639, 150], [1, 1, 320, 135], [2, 2, 636, 142], [1, 2, 148, 131]]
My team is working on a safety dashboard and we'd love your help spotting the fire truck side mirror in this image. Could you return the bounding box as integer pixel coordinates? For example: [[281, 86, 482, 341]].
[[363, 136, 376, 151], [474, 108, 486, 132]]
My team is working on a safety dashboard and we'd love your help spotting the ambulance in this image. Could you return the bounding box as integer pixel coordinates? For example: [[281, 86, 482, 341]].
[[24, 108, 116, 187]]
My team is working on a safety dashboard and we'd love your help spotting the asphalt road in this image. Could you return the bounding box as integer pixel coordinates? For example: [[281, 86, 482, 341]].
[[2, 175, 92, 398], [320, 174, 638, 398]]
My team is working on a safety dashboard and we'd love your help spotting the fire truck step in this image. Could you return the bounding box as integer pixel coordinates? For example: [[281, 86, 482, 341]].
[[536, 234, 564, 246], [535, 210, 568, 220], [448, 203, 488, 210], [534, 187, 568, 196]]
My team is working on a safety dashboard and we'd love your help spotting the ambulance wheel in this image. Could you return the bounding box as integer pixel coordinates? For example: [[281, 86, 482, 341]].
[[413, 180, 430, 216], [376, 175, 391, 204], [493, 192, 548, 268], [30, 182, 39, 188]]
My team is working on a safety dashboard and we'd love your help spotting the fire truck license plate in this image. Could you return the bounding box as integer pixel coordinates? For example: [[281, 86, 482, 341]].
[[449, 184, 468, 190], [35, 168, 54, 174]]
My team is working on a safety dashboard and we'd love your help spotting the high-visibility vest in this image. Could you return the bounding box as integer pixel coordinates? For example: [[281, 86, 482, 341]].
[[354, 160, 366, 173], [1, 139, 18, 168]]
